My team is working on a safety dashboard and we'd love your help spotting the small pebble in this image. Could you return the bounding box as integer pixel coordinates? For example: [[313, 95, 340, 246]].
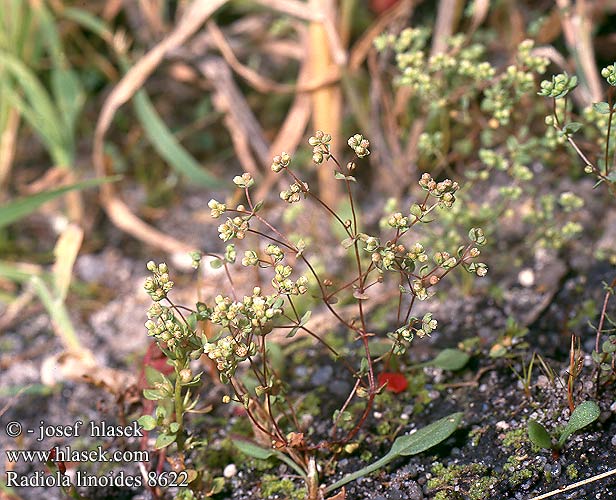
[[223, 463, 237, 478], [495, 420, 510, 431], [518, 268, 535, 287]]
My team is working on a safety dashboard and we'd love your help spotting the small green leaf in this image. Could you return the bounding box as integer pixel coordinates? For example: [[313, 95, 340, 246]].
[[169, 422, 180, 434], [299, 310, 312, 326], [155, 432, 177, 449], [593, 102, 611, 114], [410, 204, 423, 218], [325, 412, 462, 494], [527, 420, 552, 449], [186, 312, 198, 331], [563, 122, 583, 134], [143, 389, 166, 401], [209, 258, 223, 269], [429, 349, 470, 371], [0, 177, 119, 229], [603, 339, 616, 353], [138, 415, 157, 431], [558, 401, 600, 447], [393, 412, 463, 456], [233, 439, 277, 460], [233, 438, 306, 478]]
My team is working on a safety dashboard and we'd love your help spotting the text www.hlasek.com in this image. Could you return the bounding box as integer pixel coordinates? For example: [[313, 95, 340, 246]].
[[6, 447, 150, 463]]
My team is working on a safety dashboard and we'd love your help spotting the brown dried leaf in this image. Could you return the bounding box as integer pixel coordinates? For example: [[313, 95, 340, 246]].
[[326, 488, 346, 500], [52, 223, 83, 301]]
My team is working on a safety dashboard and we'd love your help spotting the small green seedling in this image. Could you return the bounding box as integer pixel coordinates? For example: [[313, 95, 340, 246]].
[[412, 348, 471, 371], [527, 401, 600, 458], [324, 412, 462, 494]]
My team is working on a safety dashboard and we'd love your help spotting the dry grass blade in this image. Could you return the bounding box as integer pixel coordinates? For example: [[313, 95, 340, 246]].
[[349, 0, 414, 72], [467, 0, 490, 35], [197, 57, 270, 172], [207, 21, 293, 94], [532, 45, 569, 72], [0, 107, 20, 193], [431, 0, 461, 55], [253, 0, 347, 65], [255, 34, 314, 201], [555, 0, 602, 107], [309, 0, 342, 208], [104, 196, 193, 254], [528, 468, 616, 500], [93, 0, 227, 254], [206, 20, 341, 94], [52, 223, 83, 302]]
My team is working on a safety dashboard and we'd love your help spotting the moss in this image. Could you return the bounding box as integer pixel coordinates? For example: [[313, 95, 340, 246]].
[[376, 420, 391, 436], [468, 426, 487, 447], [428, 461, 492, 495], [469, 475, 498, 500], [501, 427, 529, 451], [566, 463, 579, 480], [297, 392, 322, 417], [260, 474, 306, 499], [503, 455, 535, 488]]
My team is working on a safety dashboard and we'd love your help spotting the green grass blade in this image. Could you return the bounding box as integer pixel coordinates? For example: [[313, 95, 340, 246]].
[[133, 91, 223, 188], [0, 176, 119, 229], [61, 7, 114, 42], [2, 85, 69, 165], [30, 275, 81, 351], [51, 67, 84, 150], [0, 51, 58, 136]]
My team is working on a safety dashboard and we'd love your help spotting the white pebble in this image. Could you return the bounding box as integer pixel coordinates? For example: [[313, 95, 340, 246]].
[[518, 268, 535, 287], [223, 463, 237, 478]]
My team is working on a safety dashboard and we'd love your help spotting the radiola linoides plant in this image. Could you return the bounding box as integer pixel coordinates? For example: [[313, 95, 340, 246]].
[[141, 132, 487, 498]]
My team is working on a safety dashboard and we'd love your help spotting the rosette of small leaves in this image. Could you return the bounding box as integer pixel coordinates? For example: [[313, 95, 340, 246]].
[[592, 334, 616, 385], [308, 130, 332, 164]]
